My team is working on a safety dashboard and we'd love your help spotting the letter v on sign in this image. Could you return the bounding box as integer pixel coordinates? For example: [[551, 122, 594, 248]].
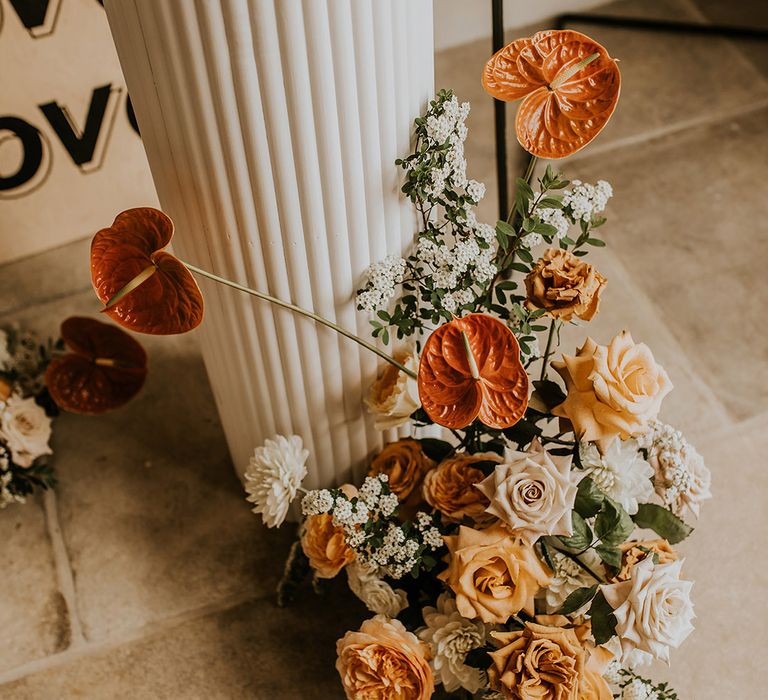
[[8, 0, 63, 38], [39, 84, 122, 173]]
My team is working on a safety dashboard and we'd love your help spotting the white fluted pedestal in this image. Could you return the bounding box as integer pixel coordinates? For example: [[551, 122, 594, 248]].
[[103, 0, 434, 487]]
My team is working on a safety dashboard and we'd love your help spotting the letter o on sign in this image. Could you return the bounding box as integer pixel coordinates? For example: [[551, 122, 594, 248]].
[[0, 116, 51, 199]]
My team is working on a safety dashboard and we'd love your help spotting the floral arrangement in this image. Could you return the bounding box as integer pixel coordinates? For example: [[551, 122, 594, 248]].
[[85, 29, 709, 700], [0, 317, 147, 508]]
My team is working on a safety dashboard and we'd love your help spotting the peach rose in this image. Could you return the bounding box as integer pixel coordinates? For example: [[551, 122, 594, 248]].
[[336, 615, 434, 700], [300, 512, 356, 579], [0, 379, 12, 402], [552, 331, 672, 452], [422, 452, 501, 524], [525, 248, 607, 322], [439, 524, 550, 624], [612, 539, 677, 583], [489, 622, 590, 700], [369, 439, 435, 514]]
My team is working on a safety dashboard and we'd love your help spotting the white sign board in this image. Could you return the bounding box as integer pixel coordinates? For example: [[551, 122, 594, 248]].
[[0, 0, 157, 264]]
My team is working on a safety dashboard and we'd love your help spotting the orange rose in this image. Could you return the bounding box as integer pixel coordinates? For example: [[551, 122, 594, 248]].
[[525, 248, 606, 322], [0, 379, 12, 402], [369, 439, 435, 514], [422, 452, 501, 524], [489, 621, 612, 700], [336, 615, 434, 700], [552, 331, 672, 452], [300, 513, 356, 579], [613, 539, 677, 583], [439, 524, 550, 623]]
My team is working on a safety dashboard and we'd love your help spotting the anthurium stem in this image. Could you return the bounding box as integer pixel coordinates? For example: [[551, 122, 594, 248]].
[[181, 262, 417, 379], [539, 319, 559, 381]]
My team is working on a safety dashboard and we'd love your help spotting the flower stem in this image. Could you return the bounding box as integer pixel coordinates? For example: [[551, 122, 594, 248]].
[[181, 262, 417, 379], [539, 319, 559, 381]]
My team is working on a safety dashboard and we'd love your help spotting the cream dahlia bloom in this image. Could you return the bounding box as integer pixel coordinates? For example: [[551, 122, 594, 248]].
[[346, 560, 408, 617], [544, 549, 604, 612], [365, 347, 420, 430], [417, 592, 487, 693], [601, 557, 694, 666], [0, 395, 52, 467], [580, 438, 653, 515], [639, 421, 712, 519], [476, 439, 582, 543], [244, 434, 308, 528]]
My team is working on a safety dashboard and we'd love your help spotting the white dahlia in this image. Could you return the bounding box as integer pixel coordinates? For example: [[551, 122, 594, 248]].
[[244, 435, 308, 528]]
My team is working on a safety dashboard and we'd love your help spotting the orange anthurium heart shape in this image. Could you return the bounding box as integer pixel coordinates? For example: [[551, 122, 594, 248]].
[[45, 316, 148, 415], [482, 30, 620, 159], [91, 207, 204, 335], [418, 314, 529, 430]]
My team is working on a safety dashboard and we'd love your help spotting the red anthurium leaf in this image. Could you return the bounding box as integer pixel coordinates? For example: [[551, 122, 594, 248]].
[[482, 30, 620, 159], [418, 314, 529, 430], [91, 207, 204, 335], [45, 316, 148, 415]]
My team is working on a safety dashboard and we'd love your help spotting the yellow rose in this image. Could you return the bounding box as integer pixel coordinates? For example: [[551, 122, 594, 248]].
[[422, 452, 501, 524], [365, 347, 421, 430], [300, 513, 356, 579], [552, 331, 672, 452], [489, 621, 612, 700], [369, 439, 435, 516], [613, 539, 677, 583], [439, 524, 550, 624], [336, 614, 434, 700], [525, 248, 607, 322]]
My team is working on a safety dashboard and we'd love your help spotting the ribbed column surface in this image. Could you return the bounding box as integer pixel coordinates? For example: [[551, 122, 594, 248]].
[[103, 0, 435, 488]]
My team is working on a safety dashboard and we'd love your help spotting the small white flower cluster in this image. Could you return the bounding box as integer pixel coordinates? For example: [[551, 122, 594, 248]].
[[356, 255, 407, 313], [302, 476, 442, 579], [544, 549, 602, 611], [423, 94, 471, 194], [621, 678, 659, 700], [603, 660, 623, 685], [0, 448, 25, 509], [562, 179, 613, 222], [638, 421, 712, 518]]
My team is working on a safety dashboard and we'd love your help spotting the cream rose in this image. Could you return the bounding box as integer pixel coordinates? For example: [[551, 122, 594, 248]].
[[552, 332, 672, 452], [422, 452, 501, 524], [0, 395, 52, 467], [439, 524, 550, 623], [525, 247, 607, 322], [300, 512, 356, 579], [336, 615, 434, 700], [601, 557, 694, 665], [346, 560, 408, 617], [365, 347, 420, 430], [476, 440, 582, 544]]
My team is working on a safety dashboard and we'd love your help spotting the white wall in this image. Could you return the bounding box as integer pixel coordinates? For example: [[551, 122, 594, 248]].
[[434, 0, 606, 51]]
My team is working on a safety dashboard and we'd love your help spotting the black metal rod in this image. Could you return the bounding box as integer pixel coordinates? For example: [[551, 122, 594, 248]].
[[555, 13, 768, 40], [491, 0, 508, 221]]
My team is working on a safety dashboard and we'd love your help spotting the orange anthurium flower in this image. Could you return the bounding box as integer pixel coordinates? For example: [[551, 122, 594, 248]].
[[418, 314, 529, 430], [91, 207, 204, 335], [45, 316, 148, 415], [482, 30, 620, 159]]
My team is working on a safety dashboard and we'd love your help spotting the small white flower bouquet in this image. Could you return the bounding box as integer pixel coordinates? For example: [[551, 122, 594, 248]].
[[242, 34, 709, 700]]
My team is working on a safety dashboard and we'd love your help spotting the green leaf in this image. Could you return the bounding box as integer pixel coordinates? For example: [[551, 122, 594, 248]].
[[531, 379, 566, 411], [516, 177, 534, 200], [558, 512, 592, 552], [586, 237, 606, 247], [595, 499, 635, 547], [595, 544, 622, 569], [538, 196, 564, 209], [574, 477, 605, 519], [517, 248, 534, 263], [588, 591, 617, 645], [632, 503, 694, 544], [502, 418, 542, 449], [418, 438, 454, 462], [557, 584, 598, 615]]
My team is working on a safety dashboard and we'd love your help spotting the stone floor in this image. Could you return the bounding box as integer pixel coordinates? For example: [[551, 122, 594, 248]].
[[1, 0, 766, 697]]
